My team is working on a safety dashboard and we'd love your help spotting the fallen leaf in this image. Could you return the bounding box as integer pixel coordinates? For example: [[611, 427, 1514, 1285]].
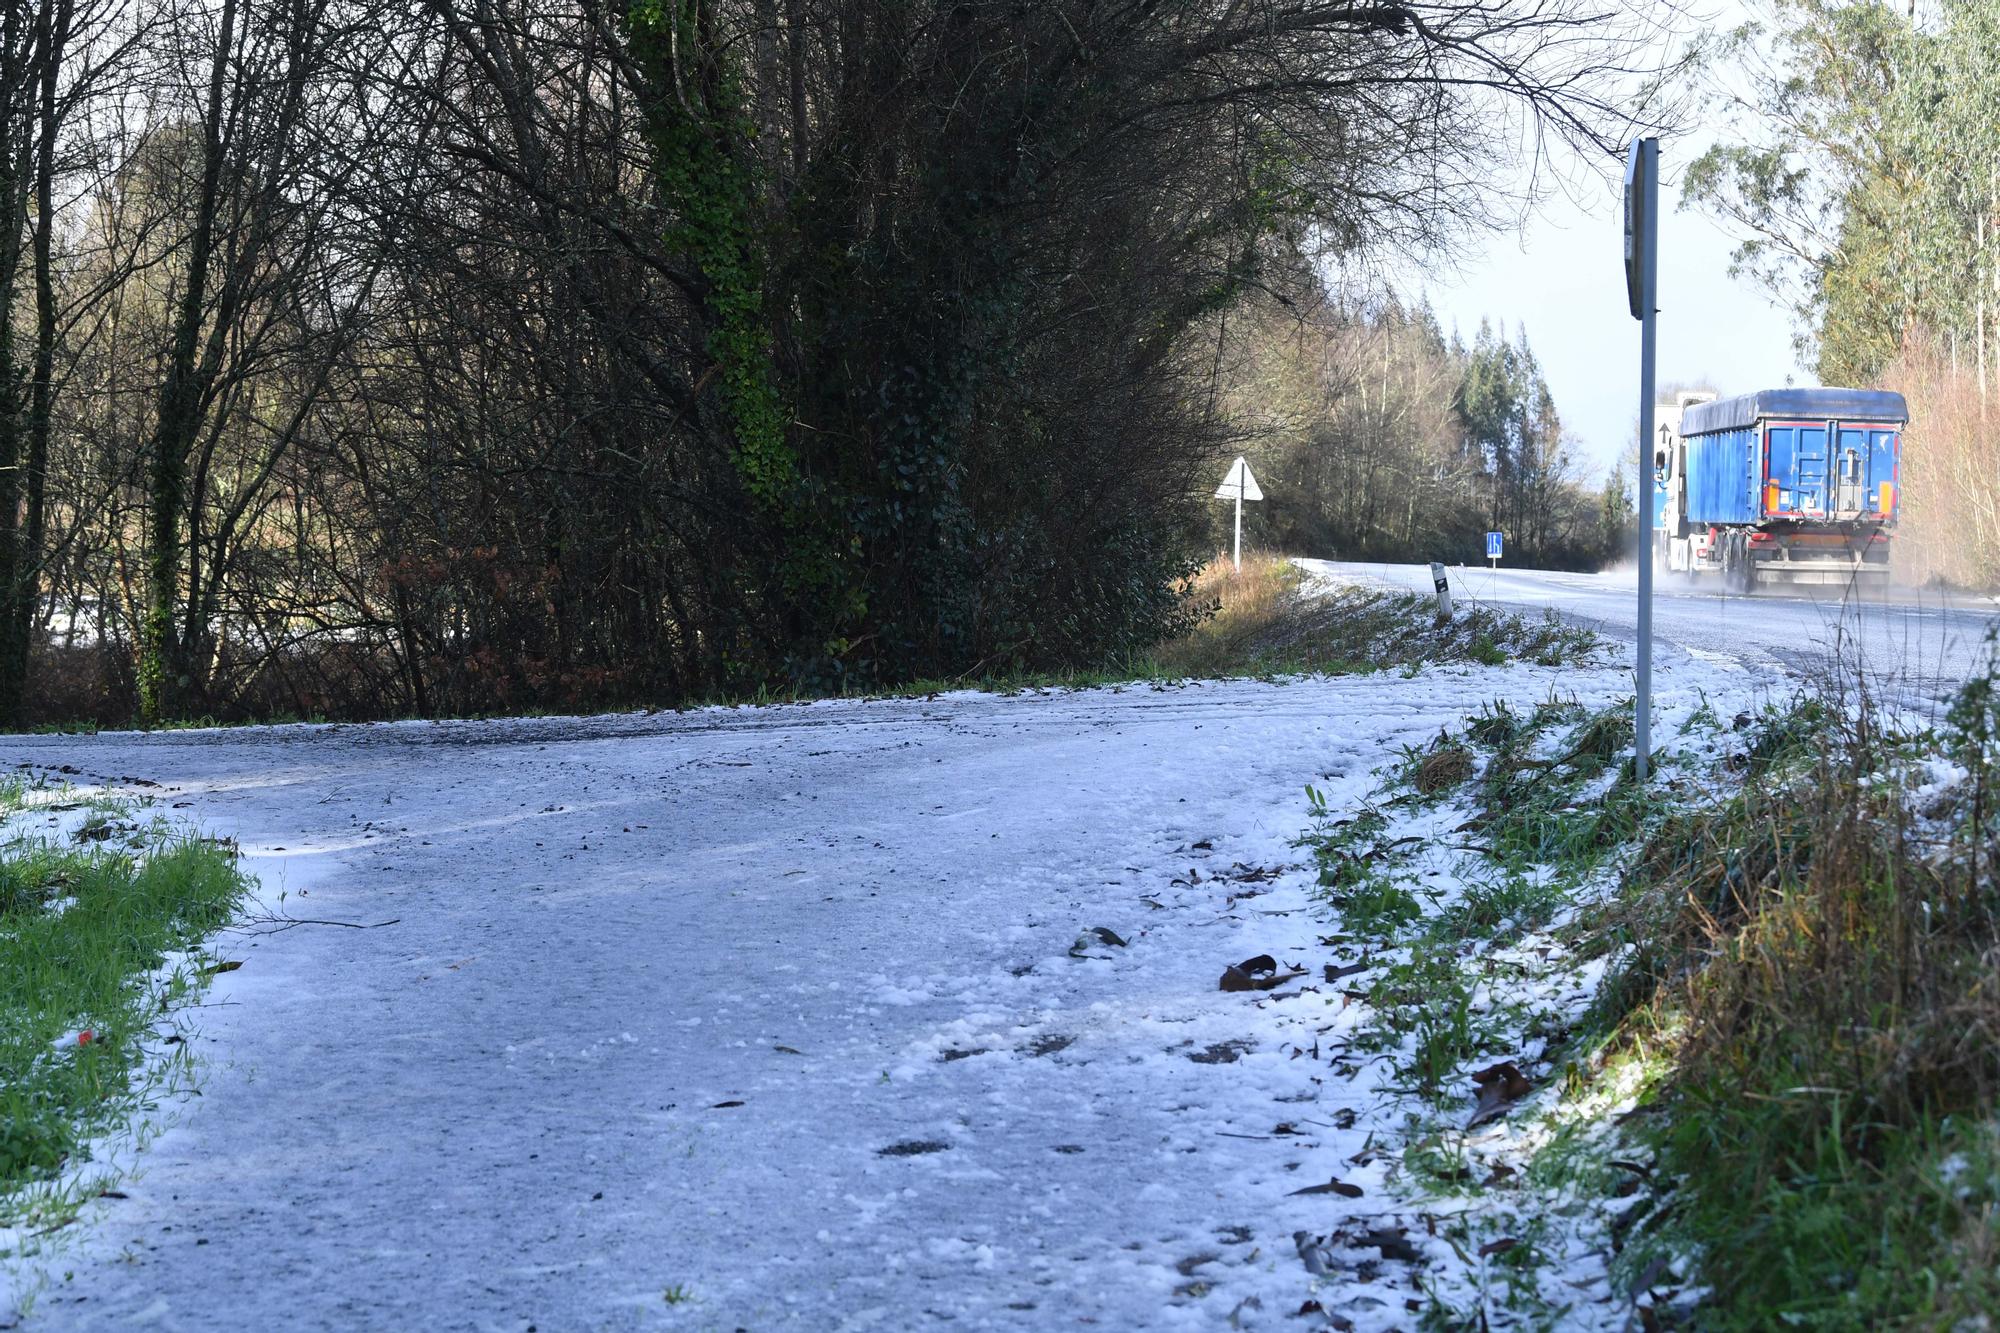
[[1219, 954, 1306, 992], [1288, 1178, 1364, 1199], [711, 1100, 745, 1109], [1478, 1237, 1518, 1258], [1467, 1060, 1534, 1128], [199, 960, 243, 977], [1357, 1227, 1421, 1262], [1323, 960, 1370, 982]]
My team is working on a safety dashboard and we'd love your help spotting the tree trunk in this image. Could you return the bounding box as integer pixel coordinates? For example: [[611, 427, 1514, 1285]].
[[0, 2, 34, 725], [140, 0, 237, 725], [0, 0, 70, 727]]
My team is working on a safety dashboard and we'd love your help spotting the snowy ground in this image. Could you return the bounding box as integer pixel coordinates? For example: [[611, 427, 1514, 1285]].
[[2, 649, 1779, 1328]]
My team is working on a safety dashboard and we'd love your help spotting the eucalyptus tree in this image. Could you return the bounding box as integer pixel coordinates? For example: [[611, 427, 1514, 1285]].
[[1688, 0, 2000, 384]]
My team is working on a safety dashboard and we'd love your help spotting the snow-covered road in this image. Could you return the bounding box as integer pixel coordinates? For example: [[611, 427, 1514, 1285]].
[[1305, 559, 2000, 709], [7, 668, 1682, 1331]]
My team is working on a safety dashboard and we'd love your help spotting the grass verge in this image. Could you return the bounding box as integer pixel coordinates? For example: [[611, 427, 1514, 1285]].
[[1154, 554, 1597, 678], [1596, 673, 2000, 1328], [0, 775, 249, 1239], [1297, 655, 2000, 1327]]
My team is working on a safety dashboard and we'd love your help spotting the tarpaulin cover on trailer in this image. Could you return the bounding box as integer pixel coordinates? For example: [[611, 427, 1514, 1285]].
[[1681, 388, 1908, 436]]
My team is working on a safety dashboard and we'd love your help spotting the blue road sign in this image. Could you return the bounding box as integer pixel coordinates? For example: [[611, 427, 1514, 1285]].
[[1485, 531, 1503, 560]]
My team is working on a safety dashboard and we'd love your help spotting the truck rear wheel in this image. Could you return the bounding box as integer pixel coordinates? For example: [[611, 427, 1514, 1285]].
[[1718, 532, 1755, 595]]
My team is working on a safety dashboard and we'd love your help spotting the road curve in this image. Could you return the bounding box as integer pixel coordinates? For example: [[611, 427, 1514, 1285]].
[[1301, 558, 2000, 712]]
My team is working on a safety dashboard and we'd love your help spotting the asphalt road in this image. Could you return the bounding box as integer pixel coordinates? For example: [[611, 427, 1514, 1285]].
[[1301, 558, 2000, 714], [7, 674, 1605, 1332]]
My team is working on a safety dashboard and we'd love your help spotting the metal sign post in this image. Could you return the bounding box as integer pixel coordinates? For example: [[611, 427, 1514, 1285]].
[[1625, 137, 1659, 784], [1212, 457, 1264, 570]]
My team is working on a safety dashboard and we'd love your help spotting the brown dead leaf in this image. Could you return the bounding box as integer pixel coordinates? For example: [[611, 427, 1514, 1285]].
[[1467, 1061, 1534, 1128], [1288, 1178, 1364, 1199], [1219, 954, 1306, 992]]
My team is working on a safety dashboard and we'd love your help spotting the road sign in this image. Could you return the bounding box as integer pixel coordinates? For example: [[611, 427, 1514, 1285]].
[[1624, 140, 1652, 321], [1213, 456, 1263, 570], [1213, 457, 1263, 501], [1625, 137, 1660, 784], [1485, 531, 1503, 561]]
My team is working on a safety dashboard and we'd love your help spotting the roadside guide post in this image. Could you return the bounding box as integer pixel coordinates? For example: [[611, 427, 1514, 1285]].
[[1213, 456, 1264, 571], [1429, 562, 1454, 621], [1625, 137, 1659, 784]]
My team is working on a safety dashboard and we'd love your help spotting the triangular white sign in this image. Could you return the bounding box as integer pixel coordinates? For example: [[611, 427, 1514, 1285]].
[[1213, 456, 1263, 502]]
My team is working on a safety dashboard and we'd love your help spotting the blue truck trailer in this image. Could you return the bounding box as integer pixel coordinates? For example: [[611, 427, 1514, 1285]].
[[1654, 387, 1907, 592]]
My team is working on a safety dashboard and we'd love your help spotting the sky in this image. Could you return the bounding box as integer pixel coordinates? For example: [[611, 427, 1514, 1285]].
[[1402, 0, 1813, 484], [1416, 166, 1809, 483]]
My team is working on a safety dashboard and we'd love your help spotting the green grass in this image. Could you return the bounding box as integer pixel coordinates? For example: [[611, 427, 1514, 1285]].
[[1294, 668, 2000, 1326], [1367, 945, 1491, 1097], [1562, 679, 2000, 1328], [0, 790, 248, 1231]]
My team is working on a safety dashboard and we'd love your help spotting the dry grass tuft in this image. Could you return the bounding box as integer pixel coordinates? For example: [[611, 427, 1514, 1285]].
[[1415, 744, 1475, 794], [1152, 553, 1302, 677]]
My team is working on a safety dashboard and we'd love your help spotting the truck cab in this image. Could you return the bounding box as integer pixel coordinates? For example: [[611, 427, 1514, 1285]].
[[1653, 391, 1713, 566]]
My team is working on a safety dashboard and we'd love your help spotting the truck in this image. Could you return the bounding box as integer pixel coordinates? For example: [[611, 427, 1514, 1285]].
[[1652, 387, 1907, 593]]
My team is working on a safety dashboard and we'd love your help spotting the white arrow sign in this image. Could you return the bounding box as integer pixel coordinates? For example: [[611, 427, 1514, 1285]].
[[1213, 456, 1263, 569]]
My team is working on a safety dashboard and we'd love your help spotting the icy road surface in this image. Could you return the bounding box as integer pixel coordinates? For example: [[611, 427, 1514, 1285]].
[[1305, 558, 2000, 709], [6, 667, 1693, 1331]]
